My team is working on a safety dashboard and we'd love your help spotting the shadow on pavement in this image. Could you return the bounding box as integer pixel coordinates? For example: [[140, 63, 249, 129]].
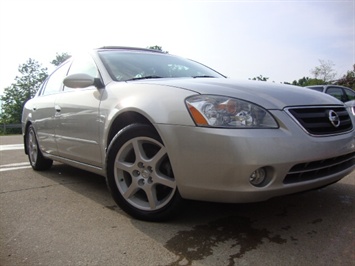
[[35, 163, 355, 265]]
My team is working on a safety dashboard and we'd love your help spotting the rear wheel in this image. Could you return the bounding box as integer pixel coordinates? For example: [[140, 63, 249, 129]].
[[26, 125, 53, 170], [106, 124, 183, 221]]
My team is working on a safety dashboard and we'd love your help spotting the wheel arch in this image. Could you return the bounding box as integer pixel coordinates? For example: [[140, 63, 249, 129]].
[[106, 111, 158, 150], [23, 121, 33, 155]]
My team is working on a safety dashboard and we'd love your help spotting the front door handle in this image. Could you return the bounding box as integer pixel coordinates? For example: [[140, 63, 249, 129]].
[[55, 105, 61, 117]]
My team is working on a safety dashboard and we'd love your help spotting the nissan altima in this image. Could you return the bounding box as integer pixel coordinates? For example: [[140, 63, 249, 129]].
[[22, 47, 355, 221]]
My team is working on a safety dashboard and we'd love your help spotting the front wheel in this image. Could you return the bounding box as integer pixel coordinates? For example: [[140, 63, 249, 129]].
[[106, 124, 183, 221]]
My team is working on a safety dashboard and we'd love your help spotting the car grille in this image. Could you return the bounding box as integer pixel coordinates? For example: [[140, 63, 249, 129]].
[[284, 152, 355, 184], [286, 106, 353, 136]]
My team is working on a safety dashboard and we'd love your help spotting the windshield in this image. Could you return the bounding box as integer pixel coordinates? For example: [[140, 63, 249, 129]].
[[98, 50, 225, 81]]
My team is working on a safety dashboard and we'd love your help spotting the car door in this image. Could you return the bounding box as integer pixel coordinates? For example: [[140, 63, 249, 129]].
[[32, 62, 71, 155], [54, 54, 103, 167], [344, 87, 355, 102], [325, 87, 346, 102]]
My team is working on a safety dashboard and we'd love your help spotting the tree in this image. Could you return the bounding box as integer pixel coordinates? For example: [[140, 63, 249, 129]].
[[310, 59, 337, 83], [0, 59, 48, 127], [291, 77, 325, 87], [147, 45, 168, 53], [249, 75, 269, 81], [0, 52, 72, 130], [335, 64, 355, 90], [50, 52, 71, 66]]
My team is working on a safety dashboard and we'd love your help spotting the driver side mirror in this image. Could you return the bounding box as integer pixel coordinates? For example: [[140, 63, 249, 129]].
[[63, 73, 104, 89]]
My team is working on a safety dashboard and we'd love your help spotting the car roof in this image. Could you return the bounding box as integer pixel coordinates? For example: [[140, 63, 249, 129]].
[[307, 85, 352, 90], [96, 46, 164, 53]]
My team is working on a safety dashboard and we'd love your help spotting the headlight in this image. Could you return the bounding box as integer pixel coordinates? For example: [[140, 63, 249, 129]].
[[186, 95, 278, 128]]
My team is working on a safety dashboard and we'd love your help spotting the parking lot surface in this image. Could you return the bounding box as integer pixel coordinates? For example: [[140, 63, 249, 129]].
[[0, 135, 354, 266]]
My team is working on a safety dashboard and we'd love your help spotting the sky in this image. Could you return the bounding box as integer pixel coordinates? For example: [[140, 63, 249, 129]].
[[0, 0, 354, 94]]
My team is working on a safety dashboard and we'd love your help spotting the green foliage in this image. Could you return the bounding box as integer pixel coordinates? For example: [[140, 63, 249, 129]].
[[335, 64, 355, 90], [50, 52, 71, 66], [0, 124, 22, 135], [250, 75, 269, 81], [0, 59, 48, 125], [0, 52, 71, 130], [291, 77, 325, 87]]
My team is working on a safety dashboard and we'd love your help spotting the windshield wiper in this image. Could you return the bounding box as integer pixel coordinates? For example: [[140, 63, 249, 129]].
[[192, 75, 216, 78], [127, 75, 163, 81]]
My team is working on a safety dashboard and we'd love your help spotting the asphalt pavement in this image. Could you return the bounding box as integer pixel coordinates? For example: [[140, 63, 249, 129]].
[[0, 134, 354, 266]]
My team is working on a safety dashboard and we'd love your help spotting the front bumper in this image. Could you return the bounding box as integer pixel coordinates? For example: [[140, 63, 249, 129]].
[[156, 111, 355, 203]]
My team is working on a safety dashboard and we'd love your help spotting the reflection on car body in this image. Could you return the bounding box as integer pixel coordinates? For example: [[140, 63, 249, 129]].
[[22, 47, 355, 221]]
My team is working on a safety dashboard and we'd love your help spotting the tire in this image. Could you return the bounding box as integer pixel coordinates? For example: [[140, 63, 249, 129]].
[[106, 124, 183, 221], [26, 125, 53, 171]]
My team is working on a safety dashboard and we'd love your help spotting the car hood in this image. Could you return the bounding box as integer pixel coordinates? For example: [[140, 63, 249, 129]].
[[134, 78, 342, 109]]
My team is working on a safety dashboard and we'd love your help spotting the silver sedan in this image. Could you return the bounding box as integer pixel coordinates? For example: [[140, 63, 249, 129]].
[[22, 47, 355, 221]]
